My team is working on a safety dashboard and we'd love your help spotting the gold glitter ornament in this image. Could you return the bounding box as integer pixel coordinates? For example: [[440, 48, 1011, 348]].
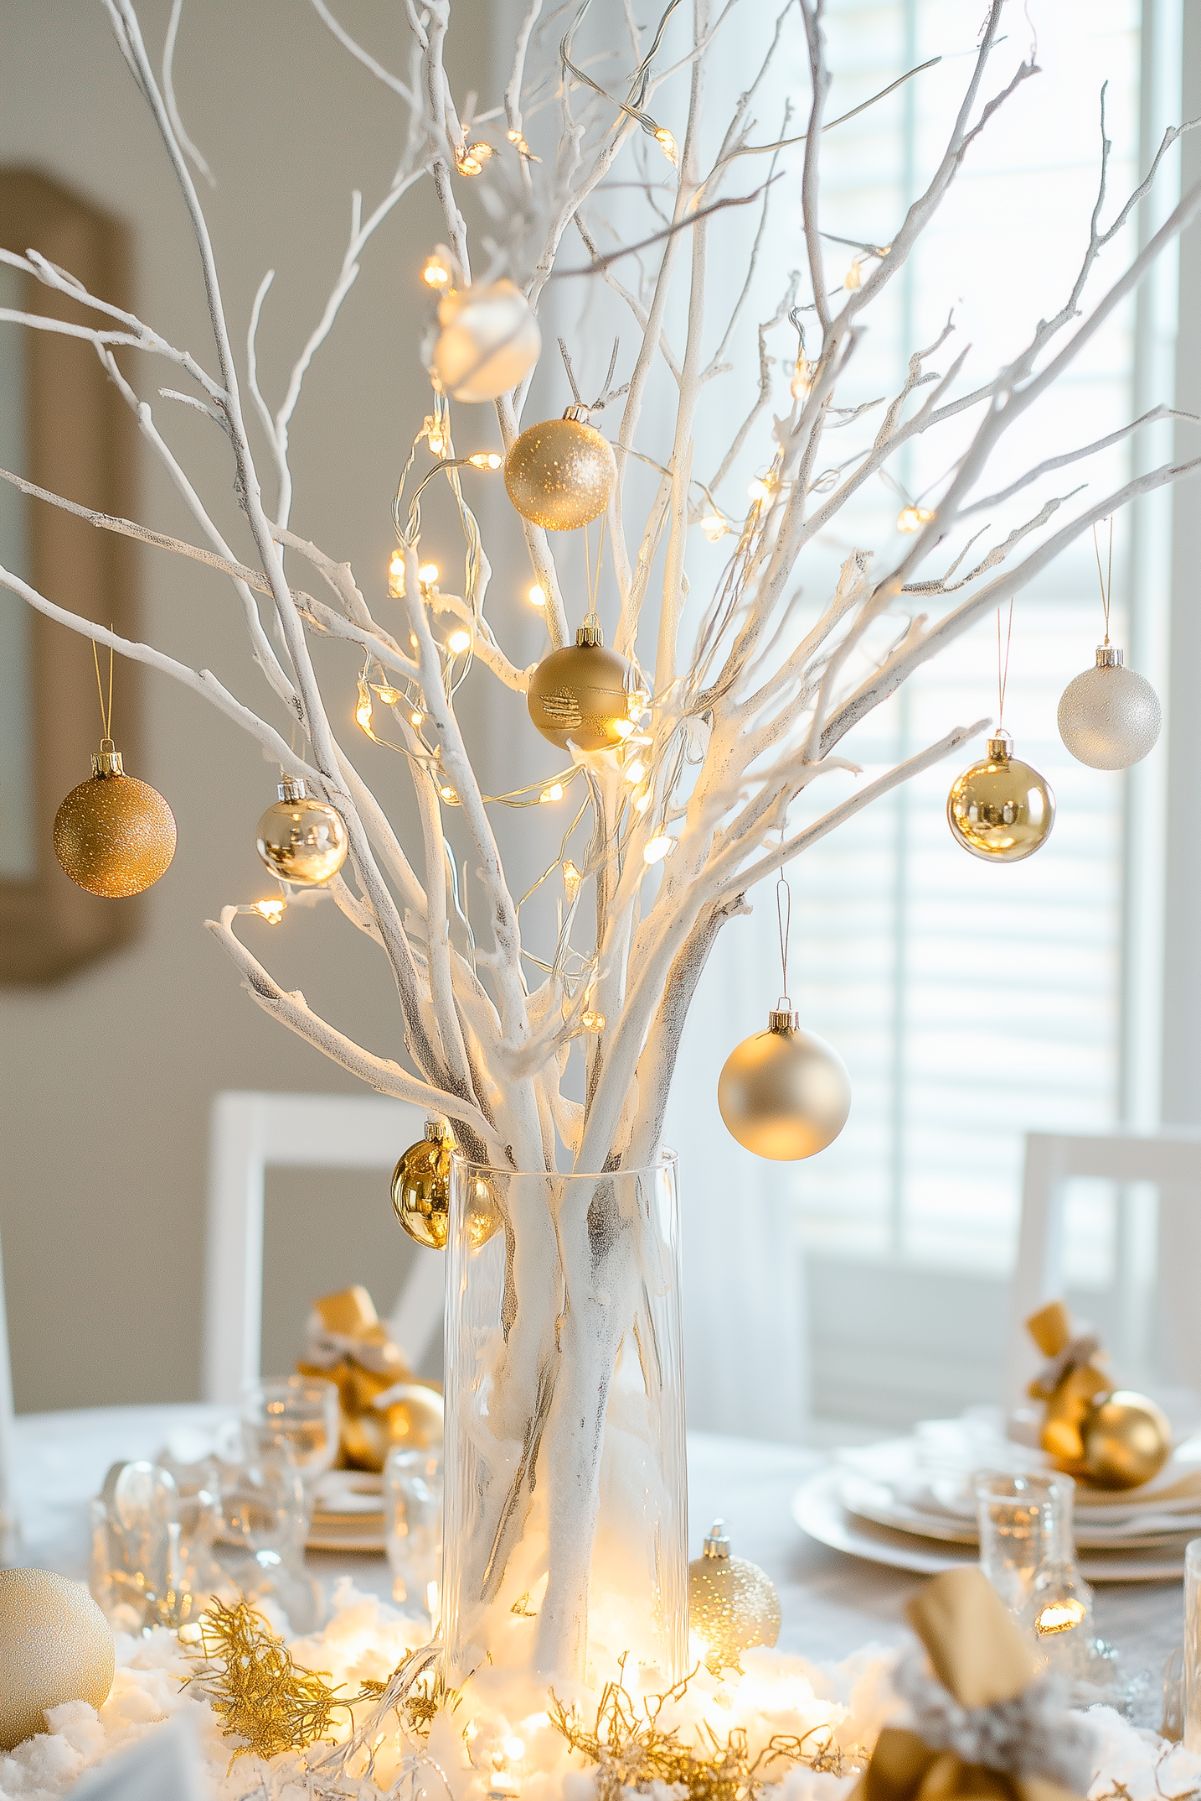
[[255, 775, 349, 887], [52, 741, 176, 897], [718, 1008, 850, 1160], [527, 621, 640, 752], [0, 1569, 115, 1750], [504, 406, 617, 530], [390, 1119, 499, 1250], [687, 1520, 781, 1671], [946, 730, 1055, 862], [1080, 1389, 1172, 1490]]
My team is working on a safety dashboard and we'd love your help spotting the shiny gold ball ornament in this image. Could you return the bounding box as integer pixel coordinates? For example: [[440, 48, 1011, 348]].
[[52, 742, 176, 898], [1080, 1389, 1172, 1490], [527, 621, 640, 752], [391, 1120, 499, 1251], [255, 775, 349, 887], [504, 406, 617, 531], [946, 730, 1055, 862], [1057, 644, 1162, 770], [430, 278, 541, 403], [687, 1520, 781, 1671], [391, 1119, 455, 1249], [0, 1568, 115, 1749], [718, 1008, 851, 1160]]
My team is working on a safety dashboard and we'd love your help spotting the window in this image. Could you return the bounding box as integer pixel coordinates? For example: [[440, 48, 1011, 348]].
[[671, 0, 1184, 1430]]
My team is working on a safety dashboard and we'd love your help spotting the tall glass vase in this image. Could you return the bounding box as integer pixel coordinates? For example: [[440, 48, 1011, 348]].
[[441, 1153, 687, 1686]]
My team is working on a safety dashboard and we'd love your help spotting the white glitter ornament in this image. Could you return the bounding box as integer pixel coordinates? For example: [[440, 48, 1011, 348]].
[[430, 279, 541, 403], [1057, 644, 1161, 770]]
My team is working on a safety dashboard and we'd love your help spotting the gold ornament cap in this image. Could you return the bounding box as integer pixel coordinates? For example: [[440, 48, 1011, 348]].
[[986, 728, 1013, 762], [91, 740, 123, 777], [278, 774, 308, 802], [702, 1518, 731, 1558], [1095, 643, 1124, 669], [767, 1007, 799, 1033]]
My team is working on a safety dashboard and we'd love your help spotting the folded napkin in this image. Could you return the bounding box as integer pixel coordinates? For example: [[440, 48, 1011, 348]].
[[851, 1567, 1092, 1801], [297, 1286, 442, 1473]]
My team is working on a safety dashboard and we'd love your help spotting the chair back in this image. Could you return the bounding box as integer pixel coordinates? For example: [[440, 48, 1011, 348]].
[[1008, 1127, 1201, 1409], [204, 1091, 431, 1404]]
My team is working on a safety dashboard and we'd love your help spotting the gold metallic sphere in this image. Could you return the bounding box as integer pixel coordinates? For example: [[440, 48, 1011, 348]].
[[431, 279, 541, 403], [687, 1521, 781, 1671], [391, 1123, 455, 1249], [504, 412, 616, 531], [946, 733, 1055, 862], [0, 1569, 114, 1750], [256, 777, 349, 887], [53, 746, 176, 898], [718, 1012, 851, 1161], [527, 628, 638, 752], [391, 1125, 500, 1251], [1081, 1390, 1172, 1490], [342, 1381, 445, 1470]]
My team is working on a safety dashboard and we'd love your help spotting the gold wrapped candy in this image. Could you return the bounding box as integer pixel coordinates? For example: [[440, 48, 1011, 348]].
[[850, 1567, 1085, 1801], [1025, 1300, 1170, 1490], [296, 1286, 443, 1474]]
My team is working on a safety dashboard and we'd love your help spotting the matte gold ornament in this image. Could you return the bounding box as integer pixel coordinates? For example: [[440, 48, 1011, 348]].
[[390, 1120, 499, 1251], [430, 278, 541, 403], [0, 1568, 115, 1750], [52, 741, 176, 898], [687, 1520, 781, 1671], [504, 406, 617, 531], [1057, 644, 1161, 770], [946, 730, 1054, 862], [1079, 1389, 1172, 1490], [527, 621, 640, 752], [718, 1008, 850, 1160], [256, 775, 349, 887]]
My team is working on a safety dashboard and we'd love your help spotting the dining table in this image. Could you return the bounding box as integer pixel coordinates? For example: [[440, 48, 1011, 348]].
[[5, 1401, 1186, 1702]]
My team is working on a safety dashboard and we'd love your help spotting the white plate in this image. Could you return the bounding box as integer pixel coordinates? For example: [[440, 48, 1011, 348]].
[[837, 1469, 1201, 1552], [793, 1468, 1187, 1582]]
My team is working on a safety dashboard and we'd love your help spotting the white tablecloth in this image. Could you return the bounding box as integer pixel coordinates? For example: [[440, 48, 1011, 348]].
[[6, 1405, 1185, 1673]]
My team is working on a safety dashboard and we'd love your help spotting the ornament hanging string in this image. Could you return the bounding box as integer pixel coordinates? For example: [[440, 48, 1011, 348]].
[[995, 596, 1015, 731], [1092, 516, 1114, 645], [775, 866, 792, 1012], [91, 635, 115, 747]]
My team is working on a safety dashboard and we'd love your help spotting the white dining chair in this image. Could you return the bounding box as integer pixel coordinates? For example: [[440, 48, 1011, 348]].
[[203, 1091, 436, 1405], [1006, 1126, 1201, 1411]]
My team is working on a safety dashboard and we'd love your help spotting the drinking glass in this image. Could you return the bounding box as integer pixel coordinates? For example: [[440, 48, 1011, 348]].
[[385, 1447, 442, 1625], [215, 1425, 321, 1634], [1184, 1539, 1201, 1750], [974, 1469, 1074, 1611], [241, 1375, 340, 1504]]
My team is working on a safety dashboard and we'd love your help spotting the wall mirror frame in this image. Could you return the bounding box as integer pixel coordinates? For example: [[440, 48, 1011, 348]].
[[0, 168, 141, 982]]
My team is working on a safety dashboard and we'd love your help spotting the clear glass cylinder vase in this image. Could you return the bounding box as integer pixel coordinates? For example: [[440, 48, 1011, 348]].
[[440, 1153, 687, 1686]]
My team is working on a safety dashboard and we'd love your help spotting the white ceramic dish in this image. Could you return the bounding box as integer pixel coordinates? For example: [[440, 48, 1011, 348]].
[[793, 1467, 1187, 1582]]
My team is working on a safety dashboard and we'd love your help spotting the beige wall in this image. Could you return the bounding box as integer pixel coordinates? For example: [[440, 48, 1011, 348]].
[[0, 0, 502, 1411]]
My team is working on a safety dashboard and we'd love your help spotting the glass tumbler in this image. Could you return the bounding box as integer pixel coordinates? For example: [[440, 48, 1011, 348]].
[[384, 1447, 442, 1625], [974, 1469, 1074, 1612], [241, 1375, 340, 1514]]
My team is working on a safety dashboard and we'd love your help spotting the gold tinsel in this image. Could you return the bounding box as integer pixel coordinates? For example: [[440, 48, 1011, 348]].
[[550, 1660, 854, 1801], [183, 1599, 390, 1762]]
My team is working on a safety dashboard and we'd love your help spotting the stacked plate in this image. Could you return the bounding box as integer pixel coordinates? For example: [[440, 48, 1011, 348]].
[[793, 1415, 1201, 1582], [308, 1469, 386, 1554]]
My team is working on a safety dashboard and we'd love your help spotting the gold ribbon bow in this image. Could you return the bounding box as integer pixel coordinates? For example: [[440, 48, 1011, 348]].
[[295, 1286, 443, 1473], [851, 1569, 1083, 1801], [1025, 1300, 1109, 1471]]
